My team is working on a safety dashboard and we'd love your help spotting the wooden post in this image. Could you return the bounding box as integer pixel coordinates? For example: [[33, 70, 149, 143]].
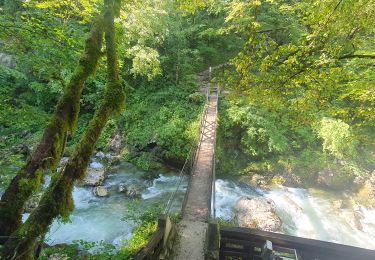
[[205, 221, 220, 260]]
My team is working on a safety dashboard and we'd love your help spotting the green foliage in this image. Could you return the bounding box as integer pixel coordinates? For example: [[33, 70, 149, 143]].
[[316, 118, 357, 160], [120, 79, 203, 169], [96, 119, 118, 151], [120, 221, 158, 259], [40, 243, 81, 259], [217, 218, 236, 228], [217, 93, 373, 184], [214, 0, 375, 185], [40, 240, 116, 259], [0, 65, 49, 188], [0, 0, 373, 257], [225, 99, 289, 156], [120, 203, 161, 258]]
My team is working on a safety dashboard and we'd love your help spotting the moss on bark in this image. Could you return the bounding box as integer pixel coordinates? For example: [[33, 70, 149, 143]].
[[0, 18, 104, 241], [1, 1, 125, 258]]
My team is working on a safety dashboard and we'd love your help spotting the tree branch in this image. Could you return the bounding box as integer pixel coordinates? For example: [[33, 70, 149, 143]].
[[339, 54, 375, 60]]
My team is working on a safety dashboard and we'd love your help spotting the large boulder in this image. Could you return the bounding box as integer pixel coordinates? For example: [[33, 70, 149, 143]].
[[79, 168, 106, 186], [315, 168, 354, 190], [93, 186, 109, 197], [367, 171, 375, 198], [235, 197, 282, 232], [332, 200, 344, 210], [340, 209, 364, 231], [355, 170, 375, 207], [239, 174, 268, 189]]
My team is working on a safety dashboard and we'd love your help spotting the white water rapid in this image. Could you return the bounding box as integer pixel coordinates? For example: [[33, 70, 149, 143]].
[[22, 161, 187, 249], [215, 179, 375, 250], [3, 162, 374, 251]]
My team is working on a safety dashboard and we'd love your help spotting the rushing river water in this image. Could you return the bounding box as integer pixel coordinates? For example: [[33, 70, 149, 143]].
[[215, 179, 375, 249], [22, 161, 188, 249], [7, 160, 375, 250]]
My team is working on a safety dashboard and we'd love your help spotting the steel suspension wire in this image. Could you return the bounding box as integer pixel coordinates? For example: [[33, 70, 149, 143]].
[[163, 89, 209, 215], [163, 146, 193, 215]]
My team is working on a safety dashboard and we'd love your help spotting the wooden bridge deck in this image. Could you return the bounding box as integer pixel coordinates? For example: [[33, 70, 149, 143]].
[[183, 91, 217, 221], [172, 89, 218, 260]]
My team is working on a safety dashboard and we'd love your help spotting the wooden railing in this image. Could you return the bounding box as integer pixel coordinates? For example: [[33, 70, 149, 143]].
[[135, 216, 176, 260], [210, 85, 219, 220], [180, 88, 210, 215], [219, 227, 375, 260]]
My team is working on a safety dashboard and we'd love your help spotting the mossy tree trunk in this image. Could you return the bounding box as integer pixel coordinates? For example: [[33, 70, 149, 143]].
[[1, 0, 125, 258], [0, 18, 104, 240]]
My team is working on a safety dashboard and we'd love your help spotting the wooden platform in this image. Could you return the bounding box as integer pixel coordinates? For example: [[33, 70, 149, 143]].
[[220, 227, 375, 260]]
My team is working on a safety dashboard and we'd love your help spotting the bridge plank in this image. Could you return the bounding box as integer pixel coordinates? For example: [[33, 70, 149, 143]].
[[182, 91, 218, 222], [173, 83, 219, 259]]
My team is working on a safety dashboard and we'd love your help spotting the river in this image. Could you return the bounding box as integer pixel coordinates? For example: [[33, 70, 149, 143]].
[[215, 179, 375, 249], [7, 160, 375, 251], [22, 161, 188, 249]]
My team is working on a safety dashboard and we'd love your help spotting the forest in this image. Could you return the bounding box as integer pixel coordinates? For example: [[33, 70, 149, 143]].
[[0, 0, 374, 259]]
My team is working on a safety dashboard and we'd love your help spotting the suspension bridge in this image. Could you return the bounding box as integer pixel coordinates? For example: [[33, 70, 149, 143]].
[[134, 68, 375, 260], [171, 83, 219, 259]]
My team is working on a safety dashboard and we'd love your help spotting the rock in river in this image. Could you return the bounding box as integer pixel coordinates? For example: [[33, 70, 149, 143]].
[[95, 151, 106, 159], [235, 197, 282, 232], [118, 183, 142, 199], [79, 167, 106, 186], [93, 186, 109, 197]]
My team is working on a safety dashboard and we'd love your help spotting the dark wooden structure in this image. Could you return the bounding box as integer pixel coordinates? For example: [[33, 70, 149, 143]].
[[219, 227, 375, 260], [135, 216, 176, 260]]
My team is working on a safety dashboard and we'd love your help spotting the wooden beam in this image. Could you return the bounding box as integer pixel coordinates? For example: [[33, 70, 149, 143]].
[[220, 227, 375, 260]]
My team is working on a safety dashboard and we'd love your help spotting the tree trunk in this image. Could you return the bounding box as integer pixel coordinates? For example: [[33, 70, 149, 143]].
[[1, 1, 125, 258], [0, 18, 104, 241]]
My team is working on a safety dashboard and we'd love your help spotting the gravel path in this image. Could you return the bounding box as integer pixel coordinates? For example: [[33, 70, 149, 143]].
[[172, 220, 208, 260]]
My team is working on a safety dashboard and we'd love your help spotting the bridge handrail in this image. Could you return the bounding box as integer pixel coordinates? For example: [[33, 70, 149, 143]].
[[164, 87, 210, 215], [210, 85, 219, 219], [181, 88, 210, 214], [135, 68, 219, 259]]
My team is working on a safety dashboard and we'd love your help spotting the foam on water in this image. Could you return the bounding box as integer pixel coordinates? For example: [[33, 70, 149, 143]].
[[21, 164, 186, 249], [142, 175, 187, 200], [215, 179, 375, 249], [12, 165, 375, 250], [215, 179, 259, 219]]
